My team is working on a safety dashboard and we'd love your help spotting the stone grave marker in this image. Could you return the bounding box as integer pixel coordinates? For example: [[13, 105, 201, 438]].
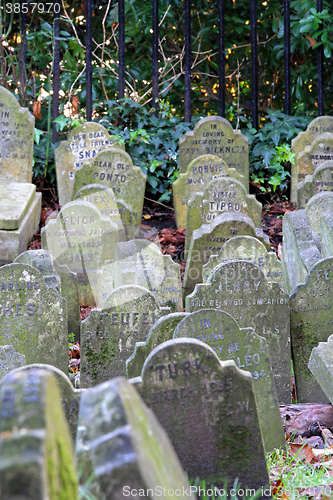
[[321, 213, 333, 258], [183, 212, 269, 297], [202, 236, 283, 287], [172, 153, 246, 229], [0, 368, 78, 499], [185, 176, 262, 253], [291, 116, 333, 201], [14, 249, 61, 292], [55, 121, 124, 206], [297, 160, 333, 209], [76, 377, 195, 500], [80, 285, 170, 386], [0, 345, 26, 382], [0, 85, 35, 183], [308, 335, 333, 405], [173, 309, 285, 453], [0, 263, 68, 373], [290, 257, 333, 403], [0, 182, 36, 230], [131, 338, 270, 491], [73, 148, 146, 224], [41, 200, 119, 306], [126, 312, 189, 379], [186, 261, 291, 403], [305, 191, 333, 239], [178, 116, 249, 187]]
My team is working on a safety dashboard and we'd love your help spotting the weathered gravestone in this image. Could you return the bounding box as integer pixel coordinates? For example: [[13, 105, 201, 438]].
[[126, 312, 189, 379], [14, 249, 60, 290], [183, 212, 269, 297], [131, 338, 270, 493], [55, 121, 124, 206], [178, 116, 249, 187], [297, 160, 333, 209], [281, 210, 322, 295], [74, 183, 140, 239], [0, 368, 79, 499], [73, 148, 146, 225], [185, 176, 262, 253], [76, 377, 195, 500], [290, 257, 333, 402], [80, 285, 170, 387], [321, 213, 333, 258], [0, 263, 68, 373], [186, 261, 291, 403], [173, 309, 285, 453], [0, 85, 35, 183], [202, 236, 283, 287], [291, 116, 333, 202], [0, 345, 26, 382], [172, 154, 245, 229], [308, 335, 333, 405], [41, 200, 119, 306], [305, 191, 333, 239]]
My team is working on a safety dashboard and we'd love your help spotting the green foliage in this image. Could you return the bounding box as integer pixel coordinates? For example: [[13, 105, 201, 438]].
[[190, 477, 263, 499]]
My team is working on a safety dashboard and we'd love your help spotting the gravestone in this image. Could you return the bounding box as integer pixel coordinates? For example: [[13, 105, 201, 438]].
[[0, 182, 36, 230], [126, 312, 189, 379], [321, 213, 333, 258], [80, 285, 170, 387], [290, 257, 333, 402], [173, 309, 285, 453], [0, 368, 78, 499], [186, 261, 291, 403], [0, 86, 34, 183], [305, 191, 333, 239], [202, 236, 283, 287], [76, 377, 195, 500], [183, 212, 269, 297], [297, 160, 333, 209], [74, 183, 140, 239], [52, 259, 80, 341], [55, 121, 124, 206], [291, 116, 333, 202], [185, 176, 262, 253], [41, 200, 119, 306], [172, 154, 246, 229], [308, 335, 333, 405], [178, 116, 249, 189], [0, 263, 68, 373], [14, 249, 61, 292], [131, 338, 269, 492], [73, 148, 146, 225], [0, 345, 26, 382]]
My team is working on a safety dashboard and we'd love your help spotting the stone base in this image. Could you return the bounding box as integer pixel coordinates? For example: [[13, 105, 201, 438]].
[[0, 192, 41, 266]]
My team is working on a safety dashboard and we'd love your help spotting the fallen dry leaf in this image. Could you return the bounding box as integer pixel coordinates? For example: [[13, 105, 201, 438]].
[[288, 442, 314, 462]]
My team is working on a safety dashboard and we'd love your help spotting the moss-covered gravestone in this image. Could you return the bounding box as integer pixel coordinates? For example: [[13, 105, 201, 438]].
[[80, 285, 170, 386], [202, 236, 283, 287], [321, 214, 333, 258], [131, 338, 269, 493], [305, 191, 333, 239], [297, 160, 333, 209], [0, 368, 79, 499], [290, 257, 333, 402], [55, 122, 124, 206], [308, 335, 333, 404], [0, 263, 68, 373], [0, 345, 26, 382], [126, 312, 189, 378], [76, 377, 195, 500], [186, 261, 291, 403]]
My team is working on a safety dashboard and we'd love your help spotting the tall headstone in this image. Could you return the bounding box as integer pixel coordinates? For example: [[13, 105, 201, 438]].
[[308, 335, 333, 405], [55, 122, 124, 206], [0, 345, 26, 382], [297, 160, 333, 209], [132, 338, 270, 493], [76, 377, 195, 500], [305, 191, 333, 239], [80, 285, 170, 386], [186, 261, 291, 403]]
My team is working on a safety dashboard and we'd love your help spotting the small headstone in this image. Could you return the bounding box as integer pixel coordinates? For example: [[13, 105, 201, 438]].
[[290, 257, 333, 402], [14, 249, 61, 292], [0, 345, 26, 382], [297, 160, 333, 209], [183, 212, 269, 297], [186, 261, 291, 403], [305, 191, 333, 239], [73, 148, 146, 225], [185, 176, 262, 253], [126, 312, 189, 379], [80, 285, 170, 386], [321, 213, 333, 258], [55, 121, 124, 206], [0, 86, 34, 183], [0, 263, 68, 373], [41, 200, 119, 306], [173, 309, 285, 453], [295, 132, 333, 190], [172, 153, 246, 229], [308, 335, 333, 405], [0, 368, 78, 498], [202, 235, 283, 287], [76, 377, 195, 500], [178, 116, 249, 187], [132, 338, 270, 490]]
